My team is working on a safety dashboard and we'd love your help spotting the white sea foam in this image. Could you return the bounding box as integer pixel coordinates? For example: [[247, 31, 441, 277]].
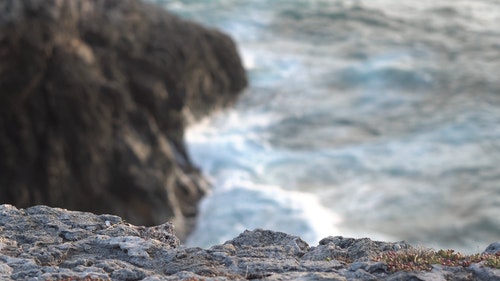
[[185, 174, 342, 248]]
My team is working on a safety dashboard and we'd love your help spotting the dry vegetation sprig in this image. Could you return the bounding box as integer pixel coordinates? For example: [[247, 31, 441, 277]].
[[375, 248, 500, 272]]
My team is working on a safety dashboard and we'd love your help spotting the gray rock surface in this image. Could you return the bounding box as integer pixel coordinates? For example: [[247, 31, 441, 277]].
[[1, 205, 499, 281], [0, 0, 247, 238]]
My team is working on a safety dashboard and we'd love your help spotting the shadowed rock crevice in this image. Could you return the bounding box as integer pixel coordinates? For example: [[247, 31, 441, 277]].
[[0, 0, 247, 238]]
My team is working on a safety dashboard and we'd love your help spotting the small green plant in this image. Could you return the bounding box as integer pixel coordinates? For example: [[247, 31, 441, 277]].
[[375, 248, 500, 272], [485, 252, 500, 268]]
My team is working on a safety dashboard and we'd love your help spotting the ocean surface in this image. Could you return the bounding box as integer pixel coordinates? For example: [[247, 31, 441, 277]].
[[153, 0, 500, 253]]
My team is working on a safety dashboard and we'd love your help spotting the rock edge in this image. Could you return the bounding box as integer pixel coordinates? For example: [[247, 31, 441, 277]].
[[1, 205, 499, 281]]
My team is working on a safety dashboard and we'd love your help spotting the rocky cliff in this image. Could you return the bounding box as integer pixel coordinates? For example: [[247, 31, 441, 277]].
[[0, 205, 499, 281], [0, 0, 247, 238]]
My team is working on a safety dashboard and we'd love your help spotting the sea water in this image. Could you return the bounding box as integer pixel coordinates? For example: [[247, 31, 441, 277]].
[[153, 0, 500, 253]]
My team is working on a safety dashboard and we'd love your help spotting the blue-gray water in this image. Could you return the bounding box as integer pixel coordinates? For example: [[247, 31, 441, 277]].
[[153, 0, 500, 253]]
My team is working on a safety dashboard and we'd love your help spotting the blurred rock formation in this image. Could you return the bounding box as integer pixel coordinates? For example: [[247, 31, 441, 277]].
[[0, 0, 247, 238]]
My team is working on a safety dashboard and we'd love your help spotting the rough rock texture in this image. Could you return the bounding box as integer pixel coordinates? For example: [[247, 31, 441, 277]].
[[0, 0, 247, 237], [1, 205, 499, 281]]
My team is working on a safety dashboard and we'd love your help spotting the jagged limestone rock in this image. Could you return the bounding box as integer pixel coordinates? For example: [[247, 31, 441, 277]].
[[1, 205, 499, 281]]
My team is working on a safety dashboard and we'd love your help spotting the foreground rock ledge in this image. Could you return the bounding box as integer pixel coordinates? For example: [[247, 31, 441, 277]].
[[1, 205, 499, 281]]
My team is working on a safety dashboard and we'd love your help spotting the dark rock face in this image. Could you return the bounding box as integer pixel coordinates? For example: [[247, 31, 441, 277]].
[[1, 205, 499, 281], [0, 0, 247, 236]]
